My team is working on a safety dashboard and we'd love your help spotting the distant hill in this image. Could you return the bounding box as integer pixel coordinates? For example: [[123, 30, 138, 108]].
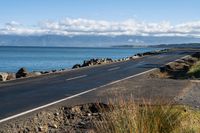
[[150, 43, 200, 48], [114, 43, 200, 48], [0, 35, 200, 47]]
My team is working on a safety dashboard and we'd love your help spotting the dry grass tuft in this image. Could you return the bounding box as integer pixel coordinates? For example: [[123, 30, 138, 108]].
[[188, 61, 200, 78], [93, 98, 199, 133]]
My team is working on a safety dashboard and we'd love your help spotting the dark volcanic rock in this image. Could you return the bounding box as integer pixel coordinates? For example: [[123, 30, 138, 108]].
[[143, 52, 155, 56], [136, 53, 143, 57], [16, 67, 29, 78], [71, 49, 168, 69], [72, 64, 81, 69], [72, 58, 113, 69], [135, 49, 169, 58], [41, 71, 50, 74], [82, 59, 98, 67]]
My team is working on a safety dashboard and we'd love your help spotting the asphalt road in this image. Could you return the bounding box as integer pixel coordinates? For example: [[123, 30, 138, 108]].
[[0, 50, 195, 120]]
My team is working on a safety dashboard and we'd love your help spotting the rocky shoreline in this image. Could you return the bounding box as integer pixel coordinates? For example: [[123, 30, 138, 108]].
[[1, 50, 200, 133], [0, 49, 169, 82]]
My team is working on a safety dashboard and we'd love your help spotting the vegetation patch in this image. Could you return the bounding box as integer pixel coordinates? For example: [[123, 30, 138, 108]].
[[94, 99, 200, 133], [188, 61, 200, 78], [1, 100, 200, 133], [149, 52, 200, 79]]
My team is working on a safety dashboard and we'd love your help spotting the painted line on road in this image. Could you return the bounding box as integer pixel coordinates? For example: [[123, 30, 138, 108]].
[[0, 68, 156, 124], [135, 61, 145, 66], [107, 67, 120, 71], [0, 55, 190, 124], [66, 75, 87, 81]]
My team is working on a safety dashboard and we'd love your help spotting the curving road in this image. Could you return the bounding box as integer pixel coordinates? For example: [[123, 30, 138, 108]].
[[0, 49, 196, 122]]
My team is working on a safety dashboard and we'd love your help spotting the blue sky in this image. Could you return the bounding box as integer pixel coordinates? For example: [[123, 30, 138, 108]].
[[0, 0, 199, 25], [0, 0, 200, 37]]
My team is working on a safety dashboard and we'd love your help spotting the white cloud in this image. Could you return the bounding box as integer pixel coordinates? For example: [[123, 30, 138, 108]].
[[0, 18, 200, 37]]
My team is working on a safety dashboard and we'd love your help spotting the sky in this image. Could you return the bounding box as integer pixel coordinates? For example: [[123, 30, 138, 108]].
[[0, 0, 200, 37]]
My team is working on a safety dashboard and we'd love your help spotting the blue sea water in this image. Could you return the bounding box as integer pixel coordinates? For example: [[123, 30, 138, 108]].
[[0, 46, 161, 72]]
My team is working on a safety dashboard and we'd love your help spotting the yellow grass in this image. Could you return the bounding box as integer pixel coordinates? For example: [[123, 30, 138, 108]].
[[93, 99, 200, 133], [188, 61, 200, 78]]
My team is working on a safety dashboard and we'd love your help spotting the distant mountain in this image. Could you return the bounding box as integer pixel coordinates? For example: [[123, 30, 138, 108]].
[[150, 43, 200, 48], [0, 35, 200, 47], [113, 43, 200, 48]]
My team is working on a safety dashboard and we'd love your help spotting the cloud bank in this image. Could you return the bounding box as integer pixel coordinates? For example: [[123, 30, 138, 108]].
[[1, 18, 200, 37]]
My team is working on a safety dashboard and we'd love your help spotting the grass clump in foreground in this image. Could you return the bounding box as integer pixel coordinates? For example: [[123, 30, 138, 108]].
[[188, 61, 200, 78], [94, 99, 200, 133]]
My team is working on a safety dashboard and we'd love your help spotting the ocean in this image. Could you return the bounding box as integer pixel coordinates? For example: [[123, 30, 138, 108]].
[[0, 46, 161, 72]]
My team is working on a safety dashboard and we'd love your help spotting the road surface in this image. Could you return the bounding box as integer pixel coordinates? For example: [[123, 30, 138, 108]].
[[0, 49, 195, 121]]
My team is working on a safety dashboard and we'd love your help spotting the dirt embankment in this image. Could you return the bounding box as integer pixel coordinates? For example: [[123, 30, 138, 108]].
[[147, 52, 200, 109], [0, 103, 109, 133], [149, 52, 200, 79]]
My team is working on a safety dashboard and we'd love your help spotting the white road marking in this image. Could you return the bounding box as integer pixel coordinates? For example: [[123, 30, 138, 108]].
[[0, 55, 190, 123], [156, 56, 163, 59], [107, 67, 120, 71], [0, 68, 156, 124], [66, 75, 87, 81], [135, 61, 145, 66]]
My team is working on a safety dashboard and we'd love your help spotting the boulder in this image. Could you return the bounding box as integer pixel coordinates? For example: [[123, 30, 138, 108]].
[[72, 64, 81, 69], [0, 72, 8, 81], [61, 68, 67, 71], [124, 58, 129, 61], [6, 73, 16, 80], [34, 72, 42, 76], [143, 52, 154, 56], [16, 67, 29, 78], [130, 55, 139, 59], [136, 53, 143, 57], [82, 59, 96, 67], [52, 70, 57, 73], [72, 58, 113, 69], [105, 58, 113, 62], [41, 71, 49, 74], [30, 72, 42, 77], [118, 59, 123, 62]]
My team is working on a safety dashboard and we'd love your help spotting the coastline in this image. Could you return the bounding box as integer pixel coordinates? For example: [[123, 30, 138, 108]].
[[0, 49, 169, 82], [1, 50, 200, 132], [0, 46, 161, 73]]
